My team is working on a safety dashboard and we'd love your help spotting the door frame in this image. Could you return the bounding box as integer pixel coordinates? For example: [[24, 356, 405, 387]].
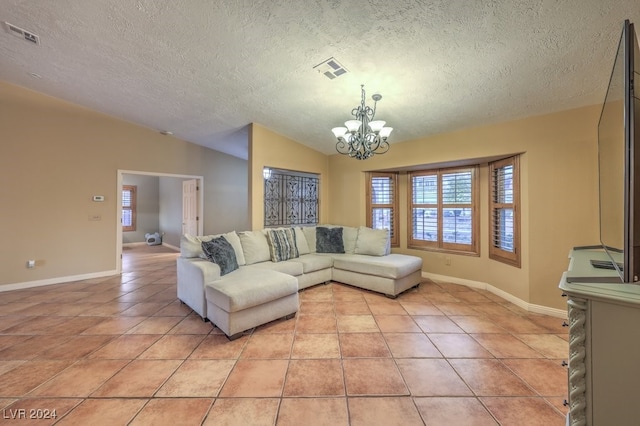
[[116, 170, 204, 273]]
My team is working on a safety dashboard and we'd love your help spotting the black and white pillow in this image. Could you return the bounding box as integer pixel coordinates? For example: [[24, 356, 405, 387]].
[[316, 226, 345, 253], [201, 236, 239, 276], [266, 228, 299, 262]]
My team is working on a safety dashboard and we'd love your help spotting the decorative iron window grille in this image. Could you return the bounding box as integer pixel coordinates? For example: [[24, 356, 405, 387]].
[[264, 170, 319, 227]]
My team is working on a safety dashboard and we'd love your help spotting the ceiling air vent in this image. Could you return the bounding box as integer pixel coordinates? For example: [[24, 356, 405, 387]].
[[4, 22, 40, 45], [313, 57, 348, 79]]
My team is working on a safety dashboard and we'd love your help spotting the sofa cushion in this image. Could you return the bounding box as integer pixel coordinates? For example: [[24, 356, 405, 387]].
[[266, 228, 299, 262], [294, 227, 310, 255], [246, 260, 304, 276], [316, 227, 345, 253], [181, 231, 246, 265], [205, 268, 298, 312], [355, 226, 390, 256], [290, 254, 333, 273], [201, 237, 239, 276], [332, 254, 422, 279], [238, 230, 271, 265]]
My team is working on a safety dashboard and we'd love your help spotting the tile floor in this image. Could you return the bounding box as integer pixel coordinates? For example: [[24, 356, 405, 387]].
[[0, 245, 569, 425]]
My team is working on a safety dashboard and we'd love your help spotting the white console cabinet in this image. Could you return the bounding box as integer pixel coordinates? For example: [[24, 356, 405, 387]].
[[559, 248, 640, 426]]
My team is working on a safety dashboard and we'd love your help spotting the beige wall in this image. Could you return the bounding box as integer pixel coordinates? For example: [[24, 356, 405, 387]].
[[0, 81, 249, 288], [328, 105, 601, 309], [248, 123, 330, 230]]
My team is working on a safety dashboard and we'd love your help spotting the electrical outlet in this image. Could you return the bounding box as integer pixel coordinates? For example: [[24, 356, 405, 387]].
[[27, 260, 35, 269], [445, 256, 451, 266]]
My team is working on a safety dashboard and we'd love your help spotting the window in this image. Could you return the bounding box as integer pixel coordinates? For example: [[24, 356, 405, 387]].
[[264, 169, 319, 227], [409, 166, 479, 254], [489, 156, 520, 267], [122, 185, 136, 232], [366, 172, 399, 247]]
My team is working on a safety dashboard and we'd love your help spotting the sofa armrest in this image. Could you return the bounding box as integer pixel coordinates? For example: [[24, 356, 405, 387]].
[[176, 257, 221, 318]]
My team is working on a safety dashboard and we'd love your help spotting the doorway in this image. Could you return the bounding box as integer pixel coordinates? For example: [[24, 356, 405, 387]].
[[116, 170, 204, 273]]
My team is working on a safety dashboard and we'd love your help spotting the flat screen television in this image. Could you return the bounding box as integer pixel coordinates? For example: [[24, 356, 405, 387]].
[[597, 19, 640, 283]]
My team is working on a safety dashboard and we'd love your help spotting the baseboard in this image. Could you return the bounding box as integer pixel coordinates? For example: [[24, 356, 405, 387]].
[[162, 242, 180, 252], [422, 272, 567, 319], [0, 269, 120, 293]]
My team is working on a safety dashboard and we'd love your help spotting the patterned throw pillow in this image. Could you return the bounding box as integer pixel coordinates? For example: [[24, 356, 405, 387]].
[[266, 228, 299, 262], [201, 236, 239, 276], [316, 226, 345, 253]]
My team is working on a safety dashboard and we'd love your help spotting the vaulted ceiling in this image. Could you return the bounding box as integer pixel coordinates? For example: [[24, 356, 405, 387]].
[[1, 1, 638, 159]]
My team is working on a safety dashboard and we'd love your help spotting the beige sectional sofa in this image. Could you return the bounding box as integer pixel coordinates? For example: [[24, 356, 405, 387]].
[[176, 225, 423, 339]]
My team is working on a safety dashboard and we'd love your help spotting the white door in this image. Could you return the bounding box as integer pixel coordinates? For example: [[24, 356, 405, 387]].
[[182, 179, 198, 235]]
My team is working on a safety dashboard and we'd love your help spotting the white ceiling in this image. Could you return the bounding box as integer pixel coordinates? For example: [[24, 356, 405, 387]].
[[1, 1, 638, 160]]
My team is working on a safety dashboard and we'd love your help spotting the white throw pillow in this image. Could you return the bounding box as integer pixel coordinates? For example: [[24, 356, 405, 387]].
[[294, 227, 310, 255], [302, 226, 317, 253], [238, 230, 271, 264], [222, 231, 246, 266], [355, 226, 390, 256]]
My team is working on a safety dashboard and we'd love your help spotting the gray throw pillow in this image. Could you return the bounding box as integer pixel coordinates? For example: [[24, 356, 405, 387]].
[[201, 236, 239, 276], [316, 226, 345, 253]]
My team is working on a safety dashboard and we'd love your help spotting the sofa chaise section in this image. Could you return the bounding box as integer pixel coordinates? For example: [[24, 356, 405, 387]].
[[205, 267, 298, 340]]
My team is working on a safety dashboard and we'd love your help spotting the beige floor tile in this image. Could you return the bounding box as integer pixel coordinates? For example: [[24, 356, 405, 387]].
[[374, 315, 422, 332], [336, 315, 380, 333], [155, 359, 235, 397], [291, 333, 341, 358], [125, 316, 183, 334], [348, 397, 424, 426], [471, 333, 545, 358], [28, 359, 128, 397], [189, 334, 248, 359], [383, 333, 442, 358], [240, 333, 293, 359], [449, 315, 508, 333], [284, 359, 345, 396], [130, 398, 213, 426], [277, 397, 349, 426], [91, 359, 182, 397], [429, 333, 493, 358], [138, 334, 205, 359], [296, 314, 337, 333], [56, 398, 147, 426], [413, 315, 464, 333], [399, 301, 444, 315], [502, 358, 568, 396], [219, 359, 289, 397], [0, 360, 73, 397], [88, 334, 162, 359], [343, 358, 408, 396], [481, 396, 565, 425], [450, 359, 535, 396], [339, 333, 391, 358], [204, 398, 279, 426], [396, 358, 473, 396], [414, 397, 498, 425], [513, 334, 569, 359]]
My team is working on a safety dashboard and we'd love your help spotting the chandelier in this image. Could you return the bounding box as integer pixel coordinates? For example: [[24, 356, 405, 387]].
[[331, 85, 393, 160]]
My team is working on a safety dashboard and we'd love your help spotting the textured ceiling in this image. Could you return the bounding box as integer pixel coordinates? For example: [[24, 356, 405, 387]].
[[1, 1, 638, 159]]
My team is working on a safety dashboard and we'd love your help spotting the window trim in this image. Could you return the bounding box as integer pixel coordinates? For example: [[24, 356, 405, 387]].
[[489, 156, 521, 267], [408, 166, 479, 255], [366, 172, 399, 247], [122, 185, 137, 232]]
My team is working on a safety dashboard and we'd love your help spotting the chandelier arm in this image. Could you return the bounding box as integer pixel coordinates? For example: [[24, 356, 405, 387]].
[[332, 84, 391, 160]]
